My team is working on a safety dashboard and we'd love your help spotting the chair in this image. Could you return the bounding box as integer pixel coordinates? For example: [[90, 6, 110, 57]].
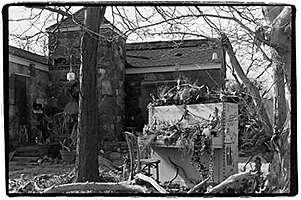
[[123, 131, 160, 182]]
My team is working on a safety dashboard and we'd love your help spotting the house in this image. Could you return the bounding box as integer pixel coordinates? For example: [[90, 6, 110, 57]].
[[125, 39, 226, 130], [8, 8, 226, 148]]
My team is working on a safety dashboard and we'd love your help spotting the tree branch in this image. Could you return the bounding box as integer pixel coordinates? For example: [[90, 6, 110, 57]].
[[187, 178, 209, 193], [221, 33, 273, 137], [29, 6, 74, 21], [147, 31, 211, 39], [270, 6, 291, 28]]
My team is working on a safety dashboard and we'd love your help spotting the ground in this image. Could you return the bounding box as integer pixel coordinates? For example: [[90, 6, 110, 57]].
[[8, 157, 269, 194], [9, 161, 74, 180]]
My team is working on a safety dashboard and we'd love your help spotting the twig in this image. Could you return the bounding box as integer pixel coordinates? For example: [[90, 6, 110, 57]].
[[59, 140, 71, 152], [242, 155, 255, 171]]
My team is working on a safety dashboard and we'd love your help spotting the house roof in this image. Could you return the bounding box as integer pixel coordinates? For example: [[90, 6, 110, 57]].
[[126, 39, 223, 68], [45, 8, 223, 70], [9, 45, 48, 65], [9, 37, 223, 72]]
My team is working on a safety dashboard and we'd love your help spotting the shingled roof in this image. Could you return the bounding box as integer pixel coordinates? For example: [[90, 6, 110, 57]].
[[126, 39, 223, 68], [9, 45, 48, 65]]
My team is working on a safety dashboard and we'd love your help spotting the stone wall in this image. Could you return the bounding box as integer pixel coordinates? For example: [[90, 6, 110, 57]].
[[48, 31, 82, 67], [97, 37, 126, 142], [48, 28, 126, 143]]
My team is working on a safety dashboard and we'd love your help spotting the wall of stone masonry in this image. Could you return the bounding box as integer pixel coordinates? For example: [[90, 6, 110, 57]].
[[8, 61, 49, 144], [48, 31, 82, 65], [97, 36, 126, 142], [48, 28, 126, 144]]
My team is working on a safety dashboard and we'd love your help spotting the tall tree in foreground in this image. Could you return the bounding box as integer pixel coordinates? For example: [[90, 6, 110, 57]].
[[76, 6, 106, 182], [261, 6, 292, 193]]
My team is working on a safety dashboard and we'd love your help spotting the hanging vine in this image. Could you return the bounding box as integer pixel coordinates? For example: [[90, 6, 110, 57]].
[[142, 119, 211, 178]]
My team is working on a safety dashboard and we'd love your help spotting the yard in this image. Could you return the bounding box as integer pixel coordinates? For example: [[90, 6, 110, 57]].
[[9, 162, 74, 180], [8, 157, 126, 193]]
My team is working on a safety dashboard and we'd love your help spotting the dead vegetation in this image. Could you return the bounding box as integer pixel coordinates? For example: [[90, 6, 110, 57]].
[[9, 163, 267, 194]]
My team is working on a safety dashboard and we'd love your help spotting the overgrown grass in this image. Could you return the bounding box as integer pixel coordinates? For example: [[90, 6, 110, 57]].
[[8, 163, 75, 193]]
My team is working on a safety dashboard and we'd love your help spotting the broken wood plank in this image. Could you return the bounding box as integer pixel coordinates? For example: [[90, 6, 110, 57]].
[[44, 181, 147, 193], [135, 173, 167, 193]]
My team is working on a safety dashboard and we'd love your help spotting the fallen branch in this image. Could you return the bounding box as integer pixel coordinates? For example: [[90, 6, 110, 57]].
[[187, 178, 209, 193], [44, 181, 147, 193], [135, 173, 167, 193], [206, 171, 257, 193]]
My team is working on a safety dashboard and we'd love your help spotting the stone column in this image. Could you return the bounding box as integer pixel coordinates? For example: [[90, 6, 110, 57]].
[[98, 35, 125, 142]]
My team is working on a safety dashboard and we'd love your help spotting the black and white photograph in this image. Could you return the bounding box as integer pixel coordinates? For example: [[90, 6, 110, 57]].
[[3, 2, 297, 196]]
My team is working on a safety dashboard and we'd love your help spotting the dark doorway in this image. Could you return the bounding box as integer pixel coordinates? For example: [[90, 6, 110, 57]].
[[15, 74, 30, 143], [141, 80, 176, 123]]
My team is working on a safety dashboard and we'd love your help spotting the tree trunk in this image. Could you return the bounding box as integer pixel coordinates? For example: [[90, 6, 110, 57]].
[[264, 6, 292, 95], [262, 5, 293, 194], [269, 118, 291, 193], [76, 6, 106, 182]]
